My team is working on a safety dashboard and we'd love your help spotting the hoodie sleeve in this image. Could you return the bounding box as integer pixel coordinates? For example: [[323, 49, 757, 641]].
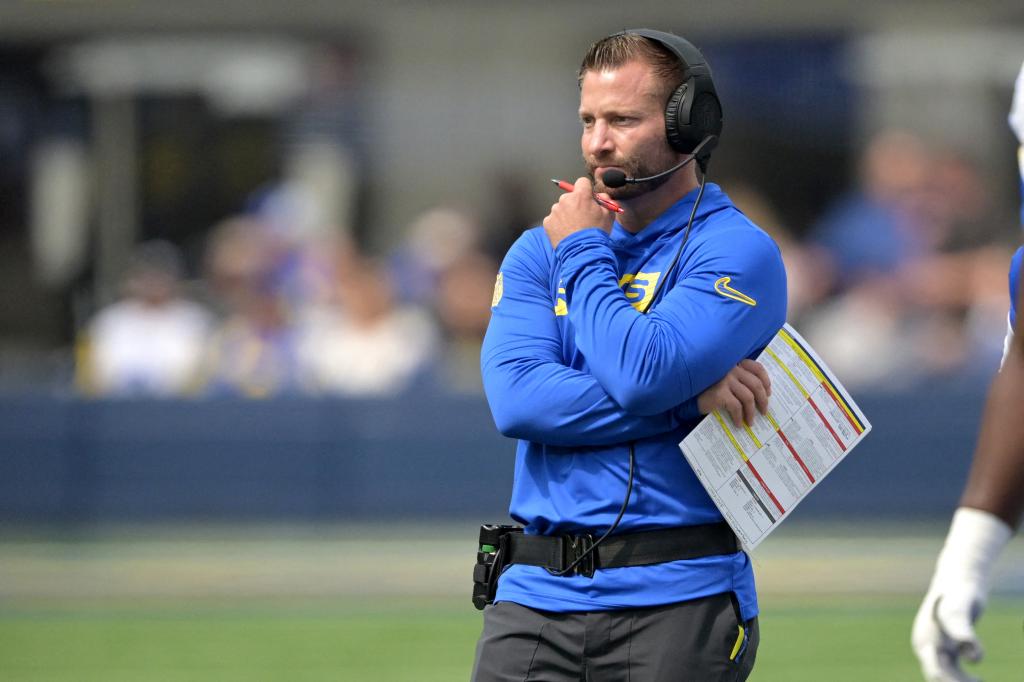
[[481, 229, 692, 447]]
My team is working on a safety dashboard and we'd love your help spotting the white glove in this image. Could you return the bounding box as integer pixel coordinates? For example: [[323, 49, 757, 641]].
[[1010, 60, 1024, 145], [912, 507, 1012, 682]]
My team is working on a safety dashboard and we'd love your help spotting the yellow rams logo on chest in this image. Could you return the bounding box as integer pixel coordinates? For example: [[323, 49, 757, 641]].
[[618, 272, 661, 312], [553, 271, 662, 316]]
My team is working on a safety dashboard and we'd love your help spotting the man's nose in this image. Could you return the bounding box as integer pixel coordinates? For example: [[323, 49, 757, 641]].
[[585, 121, 614, 156]]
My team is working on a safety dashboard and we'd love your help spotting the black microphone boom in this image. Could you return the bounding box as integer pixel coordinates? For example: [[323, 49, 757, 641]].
[[601, 135, 716, 189]]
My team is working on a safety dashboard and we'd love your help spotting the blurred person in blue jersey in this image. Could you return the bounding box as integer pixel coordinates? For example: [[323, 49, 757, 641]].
[[804, 129, 1013, 390], [912, 60, 1024, 682], [199, 216, 306, 398], [472, 29, 786, 681]]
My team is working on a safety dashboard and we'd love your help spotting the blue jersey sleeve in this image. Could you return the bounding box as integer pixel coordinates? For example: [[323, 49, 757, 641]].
[[481, 229, 692, 446], [1010, 246, 1023, 329], [555, 224, 787, 416]]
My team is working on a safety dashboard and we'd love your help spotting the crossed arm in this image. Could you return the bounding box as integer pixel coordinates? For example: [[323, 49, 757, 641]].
[[481, 229, 778, 447]]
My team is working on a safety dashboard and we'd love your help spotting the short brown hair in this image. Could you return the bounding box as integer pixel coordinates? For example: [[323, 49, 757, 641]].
[[577, 32, 685, 100]]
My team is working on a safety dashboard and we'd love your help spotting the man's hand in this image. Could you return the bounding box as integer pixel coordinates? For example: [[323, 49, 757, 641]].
[[912, 581, 985, 682], [697, 359, 771, 427], [542, 177, 614, 249]]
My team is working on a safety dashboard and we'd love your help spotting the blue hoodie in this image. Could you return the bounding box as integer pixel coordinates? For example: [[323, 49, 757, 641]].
[[481, 183, 787, 620]]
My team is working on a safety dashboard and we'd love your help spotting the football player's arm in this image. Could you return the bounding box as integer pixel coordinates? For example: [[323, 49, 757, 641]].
[[482, 230, 689, 447], [912, 82, 1024, 677], [971, 62, 1024, 524], [960, 281, 1024, 525], [912, 274, 1023, 682], [554, 226, 787, 415]]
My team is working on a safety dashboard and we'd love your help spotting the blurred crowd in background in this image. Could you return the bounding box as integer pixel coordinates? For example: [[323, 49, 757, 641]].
[[76, 197, 499, 398], [0, 13, 1021, 402], [739, 129, 1017, 390], [74, 122, 1020, 401]]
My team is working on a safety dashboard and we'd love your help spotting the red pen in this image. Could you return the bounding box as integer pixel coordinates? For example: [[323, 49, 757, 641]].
[[551, 178, 624, 214]]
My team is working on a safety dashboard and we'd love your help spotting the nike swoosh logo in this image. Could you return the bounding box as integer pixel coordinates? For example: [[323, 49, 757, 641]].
[[714, 276, 757, 306]]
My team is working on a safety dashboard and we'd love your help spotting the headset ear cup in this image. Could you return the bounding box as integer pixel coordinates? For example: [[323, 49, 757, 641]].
[[691, 92, 723, 141], [664, 82, 689, 153], [690, 93, 722, 170], [666, 88, 722, 156]]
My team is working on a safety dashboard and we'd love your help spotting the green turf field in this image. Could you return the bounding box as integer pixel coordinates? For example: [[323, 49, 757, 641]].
[[2, 596, 1023, 681], [1, 524, 1022, 680]]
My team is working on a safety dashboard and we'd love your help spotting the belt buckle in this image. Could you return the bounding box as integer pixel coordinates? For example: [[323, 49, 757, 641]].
[[563, 532, 596, 578]]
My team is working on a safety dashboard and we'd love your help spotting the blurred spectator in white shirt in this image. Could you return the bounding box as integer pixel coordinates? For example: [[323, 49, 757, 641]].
[[298, 253, 439, 396], [77, 240, 212, 397]]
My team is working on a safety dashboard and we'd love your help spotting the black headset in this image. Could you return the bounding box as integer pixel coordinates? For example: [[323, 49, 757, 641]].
[[616, 28, 723, 166]]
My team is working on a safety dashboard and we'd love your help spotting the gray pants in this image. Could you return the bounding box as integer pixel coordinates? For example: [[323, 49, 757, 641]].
[[470, 592, 758, 682]]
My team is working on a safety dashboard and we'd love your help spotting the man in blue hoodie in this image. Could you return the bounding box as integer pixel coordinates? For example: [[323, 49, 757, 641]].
[[472, 29, 787, 681]]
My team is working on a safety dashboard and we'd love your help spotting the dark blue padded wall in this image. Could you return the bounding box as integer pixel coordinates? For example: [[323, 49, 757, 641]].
[[0, 384, 986, 524]]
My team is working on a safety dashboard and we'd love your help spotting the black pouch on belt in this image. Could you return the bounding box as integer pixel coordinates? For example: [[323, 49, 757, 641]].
[[471, 524, 523, 610]]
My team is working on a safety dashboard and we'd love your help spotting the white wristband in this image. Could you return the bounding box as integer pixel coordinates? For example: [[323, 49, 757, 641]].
[[933, 507, 1013, 587]]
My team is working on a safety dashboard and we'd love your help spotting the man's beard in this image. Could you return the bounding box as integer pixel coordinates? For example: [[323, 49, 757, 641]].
[[585, 151, 680, 200]]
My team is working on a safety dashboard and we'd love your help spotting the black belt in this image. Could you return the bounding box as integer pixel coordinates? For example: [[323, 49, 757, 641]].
[[506, 522, 739, 578]]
